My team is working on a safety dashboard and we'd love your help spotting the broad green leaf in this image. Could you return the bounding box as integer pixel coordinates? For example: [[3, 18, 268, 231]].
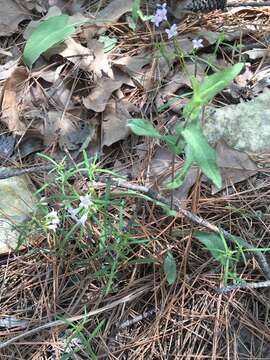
[[184, 63, 244, 120], [181, 122, 222, 188], [163, 134, 185, 155], [167, 144, 194, 189], [23, 15, 76, 68], [98, 36, 117, 53], [193, 231, 228, 266], [128, 119, 162, 139], [164, 252, 177, 285], [132, 0, 141, 24]]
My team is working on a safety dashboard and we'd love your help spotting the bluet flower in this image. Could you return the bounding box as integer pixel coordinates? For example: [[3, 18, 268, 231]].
[[165, 24, 177, 39], [192, 38, 204, 50]]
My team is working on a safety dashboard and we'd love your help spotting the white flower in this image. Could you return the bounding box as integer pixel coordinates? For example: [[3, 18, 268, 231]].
[[77, 213, 88, 227], [46, 209, 60, 231], [68, 207, 80, 222], [79, 195, 92, 209], [192, 38, 204, 50], [151, 3, 167, 27], [165, 24, 177, 39], [47, 224, 58, 232]]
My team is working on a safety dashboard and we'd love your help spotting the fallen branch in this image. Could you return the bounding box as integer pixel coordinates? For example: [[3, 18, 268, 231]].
[[0, 286, 147, 350], [217, 280, 270, 294]]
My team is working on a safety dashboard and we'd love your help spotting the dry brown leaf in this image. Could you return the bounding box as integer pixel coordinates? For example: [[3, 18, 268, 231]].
[[147, 147, 197, 205], [45, 38, 94, 72], [83, 78, 123, 112], [155, 63, 206, 112], [211, 141, 258, 194], [87, 39, 113, 78], [43, 110, 96, 151], [102, 99, 138, 147], [1, 67, 29, 134], [0, 0, 31, 36]]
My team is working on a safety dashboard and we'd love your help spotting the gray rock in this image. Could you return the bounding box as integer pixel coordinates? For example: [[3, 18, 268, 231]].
[[203, 91, 270, 153]]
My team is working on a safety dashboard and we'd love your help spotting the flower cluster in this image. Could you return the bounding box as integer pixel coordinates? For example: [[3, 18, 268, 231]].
[[68, 194, 93, 227], [151, 3, 177, 40], [151, 3, 204, 48]]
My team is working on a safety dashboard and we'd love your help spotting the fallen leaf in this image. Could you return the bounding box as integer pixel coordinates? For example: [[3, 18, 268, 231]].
[[1, 67, 29, 134], [87, 39, 113, 78], [155, 63, 206, 112], [243, 48, 270, 60], [45, 38, 94, 72], [0, 0, 31, 36], [0, 58, 19, 80], [84, 0, 133, 39], [102, 99, 138, 147], [43, 110, 96, 151], [211, 141, 258, 194], [0, 134, 15, 159], [83, 78, 123, 112]]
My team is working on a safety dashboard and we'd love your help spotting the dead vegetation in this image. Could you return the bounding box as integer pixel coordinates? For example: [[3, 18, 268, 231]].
[[0, 0, 270, 359]]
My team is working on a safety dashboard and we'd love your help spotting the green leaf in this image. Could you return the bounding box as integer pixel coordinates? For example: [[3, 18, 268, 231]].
[[132, 0, 141, 24], [193, 231, 228, 266], [166, 144, 194, 189], [23, 15, 76, 68], [128, 119, 162, 139], [98, 36, 117, 53], [181, 122, 222, 188], [184, 63, 244, 120], [163, 134, 185, 155], [164, 252, 177, 285]]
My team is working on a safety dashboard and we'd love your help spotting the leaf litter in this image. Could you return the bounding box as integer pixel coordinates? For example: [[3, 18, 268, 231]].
[[1, 0, 270, 358]]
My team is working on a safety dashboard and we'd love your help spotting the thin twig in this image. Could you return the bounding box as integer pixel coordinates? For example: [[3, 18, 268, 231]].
[[0, 287, 148, 350], [217, 280, 270, 294]]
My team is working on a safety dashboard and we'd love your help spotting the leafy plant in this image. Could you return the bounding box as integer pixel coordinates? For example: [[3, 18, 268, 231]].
[[23, 15, 76, 68], [128, 63, 244, 190]]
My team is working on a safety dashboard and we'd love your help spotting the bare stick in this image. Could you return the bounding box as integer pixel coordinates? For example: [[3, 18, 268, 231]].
[[0, 287, 147, 350], [217, 280, 270, 293]]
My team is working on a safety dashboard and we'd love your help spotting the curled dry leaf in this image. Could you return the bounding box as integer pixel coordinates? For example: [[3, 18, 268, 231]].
[[1, 67, 28, 134], [0, 0, 31, 36], [83, 78, 123, 112]]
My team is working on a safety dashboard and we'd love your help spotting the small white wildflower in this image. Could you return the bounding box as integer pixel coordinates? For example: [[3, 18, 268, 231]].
[[79, 195, 92, 209], [68, 207, 80, 222], [165, 24, 177, 39], [192, 38, 204, 50], [47, 223, 58, 232], [46, 209, 60, 231], [77, 213, 88, 227], [151, 3, 167, 27]]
